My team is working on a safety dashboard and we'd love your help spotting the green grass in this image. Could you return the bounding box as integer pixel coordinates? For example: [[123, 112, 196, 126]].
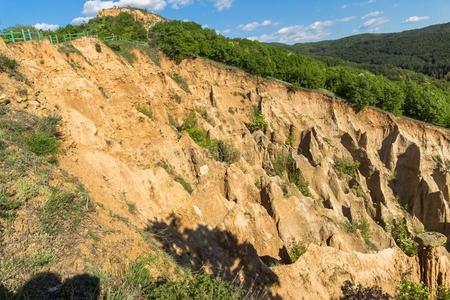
[[180, 113, 239, 164], [136, 105, 153, 119], [170, 73, 190, 94], [58, 43, 82, 56], [334, 157, 360, 179], [29, 250, 58, 268], [39, 189, 87, 235], [25, 132, 60, 156], [289, 242, 306, 263], [126, 202, 137, 214], [101, 256, 244, 300], [246, 107, 267, 133], [157, 160, 194, 194]]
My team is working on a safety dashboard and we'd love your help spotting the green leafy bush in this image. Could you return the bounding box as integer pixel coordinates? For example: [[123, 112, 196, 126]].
[[396, 280, 429, 300], [438, 286, 450, 300], [392, 218, 417, 257], [437, 286, 450, 300]]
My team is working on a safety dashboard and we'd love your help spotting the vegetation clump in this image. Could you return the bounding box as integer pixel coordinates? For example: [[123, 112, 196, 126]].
[[396, 280, 429, 300], [272, 151, 311, 197], [102, 256, 244, 299], [334, 158, 360, 179], [157, 160, 193, 194], [170, 72, 190, 93], [341, 280, 390, 300], [136, 105, 153, 119], [391, 218, 417, 257], [179, 113, 239, 164], [289, 242, 306, 263], [246, 107, 267, 133], [438, 286, 450, 300], [0, 54, 19, 76]]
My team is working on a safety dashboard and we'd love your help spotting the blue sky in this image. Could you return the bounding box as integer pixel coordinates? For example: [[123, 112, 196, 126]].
[[1, 0, 450, 44]]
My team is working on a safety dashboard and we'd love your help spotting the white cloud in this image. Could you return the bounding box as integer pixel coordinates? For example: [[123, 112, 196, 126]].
[[33, 23, 60, 31], [248, 17, 355, 44], [168, 0, 193, 9], [71, 16, 94, 25], [214, 0, 233, 11], [404, 16, 430, 23], [360, 16, 388, 29], [362, 11, 382, 19], [239, 20, 275, 32]]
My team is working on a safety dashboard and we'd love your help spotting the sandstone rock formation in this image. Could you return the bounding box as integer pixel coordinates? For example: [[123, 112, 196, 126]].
[[0, 36, 449, 298]]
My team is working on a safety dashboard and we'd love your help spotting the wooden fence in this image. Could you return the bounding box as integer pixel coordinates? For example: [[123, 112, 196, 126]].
[[1, 29, 144, 45]]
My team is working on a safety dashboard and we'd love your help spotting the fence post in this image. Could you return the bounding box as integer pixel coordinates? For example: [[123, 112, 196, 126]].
[[10, 31, 15, 43], [27, 29, 32, 41]]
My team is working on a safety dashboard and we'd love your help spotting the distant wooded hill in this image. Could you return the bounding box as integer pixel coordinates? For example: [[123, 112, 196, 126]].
[[283, 23, 450, 80]]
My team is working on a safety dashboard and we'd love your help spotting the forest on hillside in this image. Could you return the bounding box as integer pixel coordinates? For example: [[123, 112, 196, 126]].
[[285, 23, 450, 81], [33, 13, 450, 128]]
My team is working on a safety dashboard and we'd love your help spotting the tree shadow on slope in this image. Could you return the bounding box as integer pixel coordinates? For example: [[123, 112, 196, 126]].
[[146, 214, 282, 299], [0, 272, 100, 300]]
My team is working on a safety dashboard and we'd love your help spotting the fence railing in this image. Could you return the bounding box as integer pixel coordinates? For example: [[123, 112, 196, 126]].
[[1, 29, 145, 45]]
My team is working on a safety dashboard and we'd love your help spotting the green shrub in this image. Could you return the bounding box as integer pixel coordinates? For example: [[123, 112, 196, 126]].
[[246, 108, 267, 133], [289, 242, 306, 263], [25, 132, 60, 156], [272, 152, 311, 197], [334, 158, 360, 179], [137, 105, 153, 119], [392, 218, 417, 257], [210, 140, 240, 164], [179, 112, 198, 131], [341, 281, 391, 300], [0, 54, 19, 76], [438, 286, 450, 300], [396, 280, 429, 300]]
